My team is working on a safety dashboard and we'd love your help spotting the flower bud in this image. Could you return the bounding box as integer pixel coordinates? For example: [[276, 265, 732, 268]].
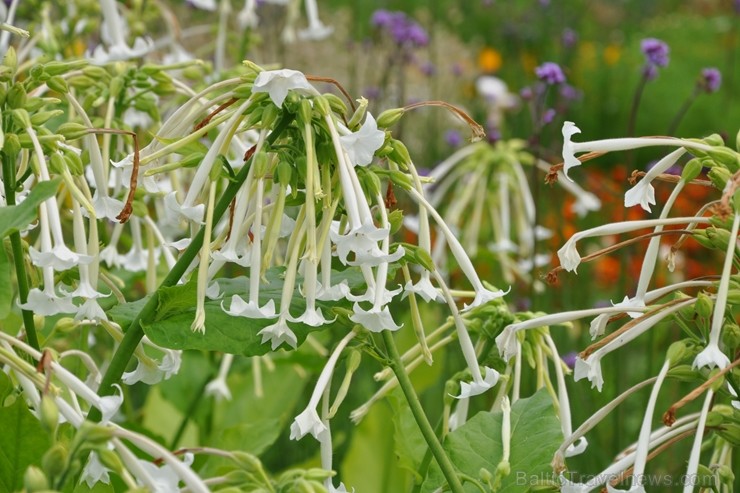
[[387, 209, 404, 234], [64, 152, 84, 176], [261, 103, 279, 128], [323, 94, 348, 116], [708, 165, 732, 190], [31, 110, 64, 128], [681, 158, 703, 182], [706, 227, 731, 250], [242, 60, 264, 74], [666, 340, 690, 366], [666, 364, 699, 382], [717, 464, 735, 485], [82, 65, 110, 80], [388, 139, 411, 169], [97, 449, 124, 474], [67, 75, 98, 90], [39, 396, 59, 433], [3, 46, 17, 72], [232, 84, 253, 99], [695, 292, 713, 319], [304, 468, 333, 481], [346, 97, 368, 129], [314, 96, 331, 117], [414, 247, 435, 272], [42, 444, 68, 480], [360, 169, 381, 196], [717, 422, 740, 446], [694, 464, 717, 489], [56, 122, 89, 140], [709, 369, 725, 392], [46, 76, 69, 94], [691, 229, 714, 249], [702, 133, 725, 147], [388, 170, 413, 190], [6, 83, 27, 110], [707, 147, 740, 172], [230, 451, 264, 474], [24, 466, 49, 492], [704, 411, 725, 427], [109, 76, 125, 99], [721, 322, 740, 349], [376, 108, 405, 128], [3, 133, 21, 158], [443, 379, 460, 406], [479, 467, 493, 483], [52, 317, 78, 334], [11, 109, 32, 129], [298, 99, 313, 125], [75, 422, 113, 446], [44, 60, 87, 76], [275, 160, 293, 186], [346, 348, 362, 373]]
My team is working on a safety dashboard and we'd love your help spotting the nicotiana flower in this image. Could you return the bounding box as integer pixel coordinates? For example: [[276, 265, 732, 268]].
[[339, 113, 385, 167], [80, 452, 111, 488], [91, 0, 154, 63], [560, 121, 712, 180], [290, 331, 356, 441], [252, 69, 315, 107], [624, 148, 685, 212], [205, 354, 233, 401], [298, 0, 333, 40], [693, 213, 739, 370], [136, 453, 195, 493], [557, 216, 711, 273]]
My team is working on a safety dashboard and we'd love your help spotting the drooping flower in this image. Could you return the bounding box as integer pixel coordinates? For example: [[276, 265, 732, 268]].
[[339, 113, 385, 167], [252, 69, 315, 107], [91, 0, 154, 63]]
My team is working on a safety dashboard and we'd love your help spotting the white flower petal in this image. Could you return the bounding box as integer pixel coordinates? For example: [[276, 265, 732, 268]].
[[252, 69, 313, 107], [339, 113, 385, 167], [349, 303, 402, 332], [289, 407, 328, 441], [455, 367, 499, 399]]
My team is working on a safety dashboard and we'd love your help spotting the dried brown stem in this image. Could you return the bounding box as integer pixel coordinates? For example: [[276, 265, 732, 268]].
[[402, 100, 485, 142], [663, 356, 740, 426], [306, 75, 356, 112], [194, 97, 238, 131]]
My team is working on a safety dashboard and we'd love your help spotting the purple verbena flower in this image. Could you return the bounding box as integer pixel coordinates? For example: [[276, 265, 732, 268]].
[[520, 86, 534, 100], [419, 61, 436, 77], [642, 63, 658, 81], [535, 62, 566, 85], [561, 28, 578, 49], [562, 351, 577, 370], [371, 9, 394, 28], [640, 38, 669, 68], [700, 68, 721, 93], [372, 9, 428, 48], [559, 83, 581, 101], [541, 108, 556, 125]]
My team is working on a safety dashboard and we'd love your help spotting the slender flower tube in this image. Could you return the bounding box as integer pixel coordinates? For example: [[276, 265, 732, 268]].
[[205, 354, 234, 400], [693, 213, 740, 370], [574, 300, 692, 391], [613, 360, 671, 493], [298, 0, 333, 40], [558, 216, 711, 273], [191, 180, 217, 333], [166, 99, 253, 223], [290, 330, 356, 441], [544, 334, 586, 458], [222, 175, 277, 319], [432, 270, 499, 398], [682, 390, 714, 493], [561, 121, 713, 180], [409, 187, 508, 310]]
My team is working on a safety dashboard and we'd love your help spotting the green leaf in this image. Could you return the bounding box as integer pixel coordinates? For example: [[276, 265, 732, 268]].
[[110, 268, 366, 356], [0, 178, 61, 239], [0, 396, 53, 493], [422, 389, 562, 493], [0, 241, 11, 318], [388, 389, 426, 480]]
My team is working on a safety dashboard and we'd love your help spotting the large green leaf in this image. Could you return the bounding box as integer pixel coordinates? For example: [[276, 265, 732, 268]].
[[109, 268, 365, 356], [0, 241, 11, 318], [388, 389, 427, 481], [0, 397, 53, 493], [0, 179, 61, 239], [422, 389, 562, 493]]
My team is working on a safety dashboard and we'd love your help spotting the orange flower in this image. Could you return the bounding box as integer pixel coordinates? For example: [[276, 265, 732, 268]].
[[478, 47, 502, 73]]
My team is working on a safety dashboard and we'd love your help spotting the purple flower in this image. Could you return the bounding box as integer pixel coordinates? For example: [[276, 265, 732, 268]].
[[535, 62, 566, 85], [562, 351, 577, 370], [700, 68, 721, 93], [371, 9, 395, 28], [444, 130, 463, 148], [642, 63, 658, 81], [640, 38, 669, 68], [406, 24, 429, 47], [541, 108, 556, 125], [419, 61, 436, 77], [561, 28, 578, 49], [559, 83, 581, 101], [520, 86, 534, 100]]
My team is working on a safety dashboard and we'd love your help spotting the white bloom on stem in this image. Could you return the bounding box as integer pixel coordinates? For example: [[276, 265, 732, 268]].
[[561, 121, 712, 181], [403, 272, 442, 303], [258, 316, 298, 350], [223, 295, 277, 319], [350, 302, 402, 332], [681, 390, 714, 493], [20, 269, 77, 316], [331, 222, 391, 265], [624, 148, 685, 212], [75, 299, 108, 322], [574, 355, 604, 392], [80, 452, 111, 488], [252, 69, 315, 107], [189, 0, 217, 10], [205, 354, 233, 401], [136, 453, 194, 493], [290, 331, 356, 441], [339, 113, 385, 167], [238, 0, 259, 28], [457, 367, 500, 399], [164, 191, 204, 224], [558, 216, 711, 273], [298, 0, 333, 40], [693, 213, 740, 370], [91, 0, 153, 63]]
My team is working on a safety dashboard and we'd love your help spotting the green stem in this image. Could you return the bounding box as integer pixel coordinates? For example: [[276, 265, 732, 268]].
[[2, 151, 39, 350], [381, 331, 464, 493], [89, 113, 295, 421], [170, 372, 213, 449]]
